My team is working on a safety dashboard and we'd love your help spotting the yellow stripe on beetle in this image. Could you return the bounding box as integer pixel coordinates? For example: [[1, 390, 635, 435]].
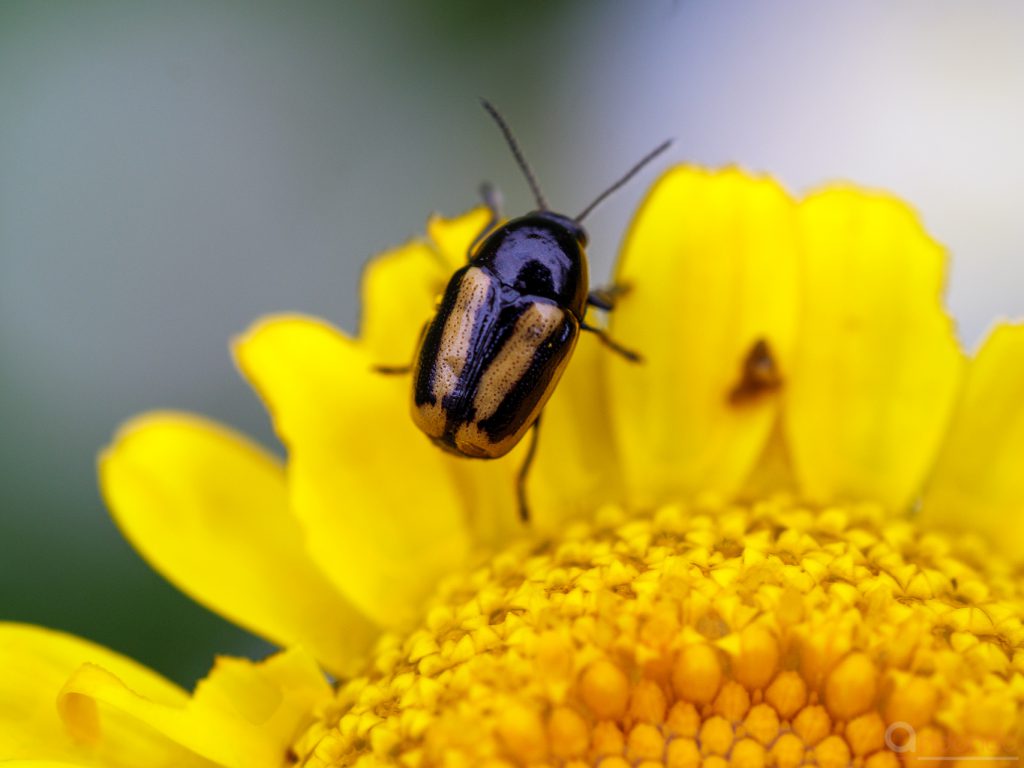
[[472, 303, 565, 423], [432, 267, 494, 401]]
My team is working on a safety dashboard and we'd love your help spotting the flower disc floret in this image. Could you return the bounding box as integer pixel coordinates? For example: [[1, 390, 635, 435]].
[[293, 500, 1024, 767]]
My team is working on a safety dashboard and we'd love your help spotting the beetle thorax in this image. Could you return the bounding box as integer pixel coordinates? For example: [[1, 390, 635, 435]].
[[471, 212, 589, 317]]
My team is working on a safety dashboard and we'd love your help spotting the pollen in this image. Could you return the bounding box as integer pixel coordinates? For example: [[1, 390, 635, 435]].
[[293, 500, 1024, 767]]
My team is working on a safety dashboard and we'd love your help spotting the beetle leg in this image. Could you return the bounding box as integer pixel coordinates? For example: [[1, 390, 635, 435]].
[[581, 321, 643, 363], [467, 182, 504, 259], [516, 414, 542, 523], [586, 283, 632, 312]]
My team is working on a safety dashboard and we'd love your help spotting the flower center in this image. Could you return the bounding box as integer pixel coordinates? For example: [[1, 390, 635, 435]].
[[292, 500, 1022, 767]]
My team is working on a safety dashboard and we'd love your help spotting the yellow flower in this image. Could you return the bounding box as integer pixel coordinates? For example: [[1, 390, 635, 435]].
[[3, 167, 1023, 767]]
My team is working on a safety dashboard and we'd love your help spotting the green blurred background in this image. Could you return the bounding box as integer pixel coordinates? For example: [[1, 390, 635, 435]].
[[2, 1, 1023, 688]]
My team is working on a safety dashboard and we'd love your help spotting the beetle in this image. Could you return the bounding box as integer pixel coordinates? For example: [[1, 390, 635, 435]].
[[381, 101, 671, 522]]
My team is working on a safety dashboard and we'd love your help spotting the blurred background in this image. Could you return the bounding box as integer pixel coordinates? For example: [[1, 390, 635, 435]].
[[2, 1, 1023, 688]]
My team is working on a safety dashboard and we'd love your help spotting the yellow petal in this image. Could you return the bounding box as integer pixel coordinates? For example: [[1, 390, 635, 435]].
[[359, 208, 493, 365], [359, 240, 447, 365], [190, 647, 330, 741], [234, 315, 471, 628], [739, 421, 798, 501], [784, 187, 964, 510], [98, 413, 374, 676], [57, 647, 329, 768], [608, 166, 800, 506], [426, 208, 492, 271], [921, 323, 1024, 560], [434, 449, 524, 548], [0, 623, 207, 767]]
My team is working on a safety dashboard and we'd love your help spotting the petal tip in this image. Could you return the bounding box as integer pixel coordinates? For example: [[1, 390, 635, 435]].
[[99, 410, 217, 483], [231, 312, 334, 359]]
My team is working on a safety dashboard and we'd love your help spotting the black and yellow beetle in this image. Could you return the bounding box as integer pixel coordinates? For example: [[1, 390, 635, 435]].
[[383, 101, 670, 521]]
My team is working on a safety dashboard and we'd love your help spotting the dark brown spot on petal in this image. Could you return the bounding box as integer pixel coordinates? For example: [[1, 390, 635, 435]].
[[729, 338, 783, 405]]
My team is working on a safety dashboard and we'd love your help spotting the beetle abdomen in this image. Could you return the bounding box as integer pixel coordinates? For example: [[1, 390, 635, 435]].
[[412, 265, 578, 459]]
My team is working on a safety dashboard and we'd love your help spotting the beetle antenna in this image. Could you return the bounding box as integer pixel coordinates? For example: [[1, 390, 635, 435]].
[[481, 99, 549, 210], [575, 139, 673, 223]]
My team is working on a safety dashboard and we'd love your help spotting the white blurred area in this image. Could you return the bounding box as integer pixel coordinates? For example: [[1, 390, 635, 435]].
[[1, 1, 1021, 683], [571, 2, 1024, 350]]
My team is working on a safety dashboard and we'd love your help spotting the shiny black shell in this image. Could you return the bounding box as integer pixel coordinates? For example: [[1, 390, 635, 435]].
[[472, 211, 589, 317], [411, 212, 589, 458]]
